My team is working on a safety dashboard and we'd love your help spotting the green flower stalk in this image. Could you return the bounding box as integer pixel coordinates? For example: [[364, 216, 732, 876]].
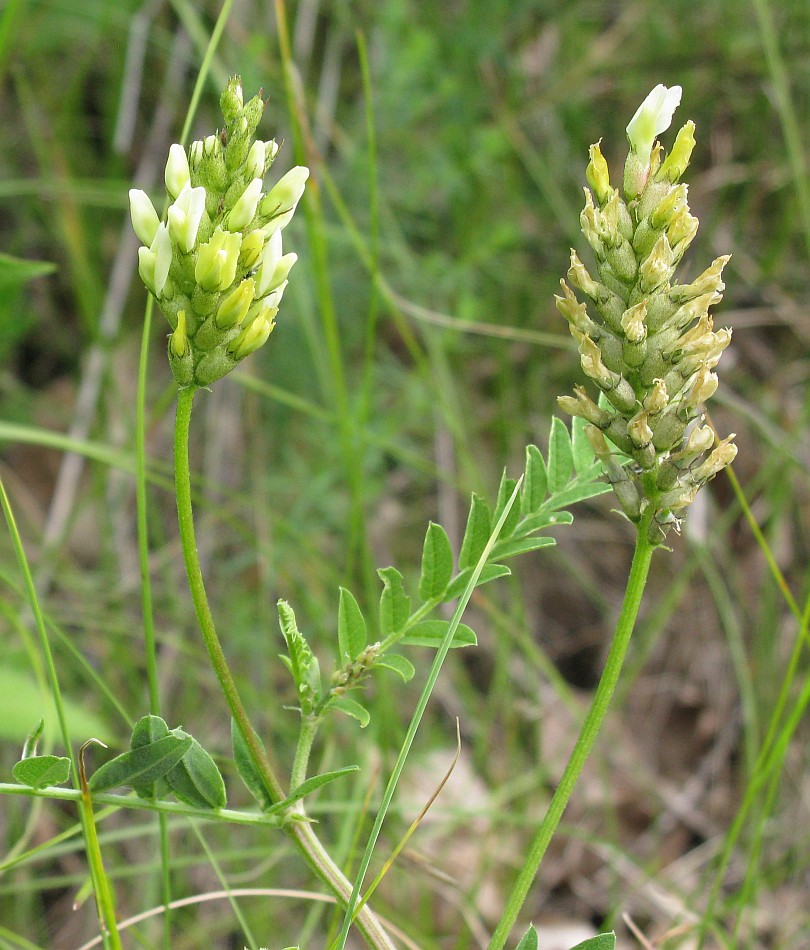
[[130, 76, 308, 387], [557, 84, 737, 543]]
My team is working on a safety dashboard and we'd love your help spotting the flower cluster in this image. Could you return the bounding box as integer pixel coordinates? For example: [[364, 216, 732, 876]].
[[557, 85, 737, 542], [129, 77, 308, 386]]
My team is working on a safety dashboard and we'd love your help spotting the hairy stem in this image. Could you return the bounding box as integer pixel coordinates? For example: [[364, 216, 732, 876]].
[[173, 384, 395, 950], [488, 510, 657, 950]]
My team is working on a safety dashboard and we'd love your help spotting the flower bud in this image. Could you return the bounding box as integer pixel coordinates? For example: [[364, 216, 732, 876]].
[[586, 141, 612, 205], [685, 366, 718, 408], [170, 309, 190, 358], [138, 246, 157, 295], [626, 84, 682, 158], [259, 166, 309, 231], [216, 278, 256, 329], [195, 228, 242, 292], [150, 223, 172, 296], [555, 280, 594, 335], [579, 335, 617, 390], [643, 379, 668, 414], [229, 312, 275, 361], [639, 234, 674, 293], [667, 208, 699, 253], [189, 140, 204, 171], [129, 189, 161, 246], [165, 144, 191, 199], [227, 178, 263, 231], [168, 183, 207, 253], [238, 228, 267, 270], [670, 256, 730, 303], [656, 120, 696, 183], [628, 409, 653, 448], [246, 140, 267, 179], [620, 301, 647, 343], [650, 184, 688, 230], [557, 385, 612, 427], [259, 253, 297, 298], [692, 436, 737, 481], [568, 250, 602, 300]]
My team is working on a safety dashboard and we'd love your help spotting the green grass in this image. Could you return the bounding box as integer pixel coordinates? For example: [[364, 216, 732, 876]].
[[0, 0, 808, 947]]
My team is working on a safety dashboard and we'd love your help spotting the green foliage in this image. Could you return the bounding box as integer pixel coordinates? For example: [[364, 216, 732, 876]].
[[570, 935, 616, 950], [231, 718, 273, 810], [12, 754, 71, 789], [88, 734, 191, 794], [514, 925, 537, 950]]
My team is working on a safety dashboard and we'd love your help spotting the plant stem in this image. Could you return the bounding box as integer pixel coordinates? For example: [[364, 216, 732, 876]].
[[487, 513, 656, 950], [173, 384, 395, 950], [290, 716, 319, 794]]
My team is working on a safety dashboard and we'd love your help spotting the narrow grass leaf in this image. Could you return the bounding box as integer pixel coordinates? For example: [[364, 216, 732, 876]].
[[458, 493, 492, 570], [521, 444, 548, 515], [418, 522, 454, 600], [88, 734, 191, 792], [231, 719, 273, 810], [547, 417, 574, 492], [491, 536, 556, 559], [331, 697, 371, 728], [374, 653, 415, 682], [444, 563, 511, 601], [400, 620, 477, 648], [165, 732, 226, 810], [378, 567, 411, 636], [338, 587, 368, 661], [12, 754, 71, 789]]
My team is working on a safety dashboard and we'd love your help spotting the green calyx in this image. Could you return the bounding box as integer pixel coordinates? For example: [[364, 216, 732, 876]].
[[129, 76, 309, 387], [557, 88, 737, 543]]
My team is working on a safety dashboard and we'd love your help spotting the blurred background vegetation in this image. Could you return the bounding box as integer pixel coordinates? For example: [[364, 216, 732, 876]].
[[0, 0, 808, 947]]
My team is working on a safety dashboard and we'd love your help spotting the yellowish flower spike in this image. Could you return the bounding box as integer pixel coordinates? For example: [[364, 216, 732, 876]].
[[129, 76, 309, 387], [557, 87, 736, 543]]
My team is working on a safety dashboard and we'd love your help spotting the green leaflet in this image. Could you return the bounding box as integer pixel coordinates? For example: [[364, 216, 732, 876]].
[[570, 935, 616, 950], [399, 620, 477, 648], [418, 522, 454, 600], [373, 653, 415, 682], [231, 719, 273, 810], [514, 925, 538, 950], [458, 493, 492, 571], [165, 729, 227, 810], [130, 714, 171, 799], [378, 567, 410, 636], [547, 416, 574, 493], [89, 734, 192, 793], [337, 587, 367, 661], [12, 755, 71, 789], [521, 444, 548, 514], [330, 697, 370, 728]]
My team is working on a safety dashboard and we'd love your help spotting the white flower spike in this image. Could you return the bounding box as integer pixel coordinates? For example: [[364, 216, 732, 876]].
[[626, 84, 682, 158]]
